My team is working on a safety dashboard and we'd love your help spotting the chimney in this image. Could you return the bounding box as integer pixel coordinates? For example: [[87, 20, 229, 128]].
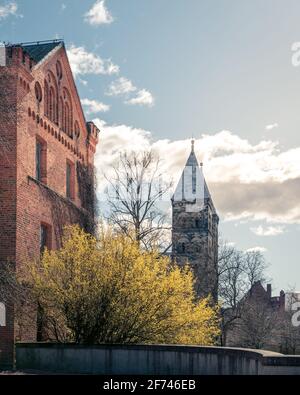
[[267, 283, 272, 299], [279, 290, 285, 310]]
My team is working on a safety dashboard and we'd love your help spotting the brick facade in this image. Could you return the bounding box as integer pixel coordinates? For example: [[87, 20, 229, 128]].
[[0, 40, 99, 368]]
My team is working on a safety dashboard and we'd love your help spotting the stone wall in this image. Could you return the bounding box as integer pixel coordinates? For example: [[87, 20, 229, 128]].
[[15, 343, 300, 375]]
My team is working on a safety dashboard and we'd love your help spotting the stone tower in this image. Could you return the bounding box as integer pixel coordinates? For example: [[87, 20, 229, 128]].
[[171, 140, 219, 301]]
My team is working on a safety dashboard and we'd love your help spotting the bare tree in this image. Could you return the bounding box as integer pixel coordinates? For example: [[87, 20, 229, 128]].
[[217, 241, 268, 345], [237, 299, 280, 349], [104, 150, 172, 251]]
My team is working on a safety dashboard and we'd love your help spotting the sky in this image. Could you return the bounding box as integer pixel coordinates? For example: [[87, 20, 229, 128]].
[[0, 0, 300, 292]]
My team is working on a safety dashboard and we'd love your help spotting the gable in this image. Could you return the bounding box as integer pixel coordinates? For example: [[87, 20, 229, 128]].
[[32, 43, 88, 141]]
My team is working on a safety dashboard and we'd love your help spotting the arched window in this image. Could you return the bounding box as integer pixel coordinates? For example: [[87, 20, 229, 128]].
[[0, 302, 6, 326], [59, 97, 64, 129], [74, 121, 80, 139], [49, 87, 54, 121], [64, 103, 69, 135], [45, 71, 58, 125], [56, 60, 63, 80], [62, 88, 73, 138], [44, 80, 49, 116], [35, 82, 42, 103]]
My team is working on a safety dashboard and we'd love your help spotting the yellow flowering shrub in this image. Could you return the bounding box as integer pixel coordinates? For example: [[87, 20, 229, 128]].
[[25, 225, 220, 345]]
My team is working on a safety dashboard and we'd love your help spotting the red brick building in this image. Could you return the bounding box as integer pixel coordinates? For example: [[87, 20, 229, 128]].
[[0, 40, 99, 368]]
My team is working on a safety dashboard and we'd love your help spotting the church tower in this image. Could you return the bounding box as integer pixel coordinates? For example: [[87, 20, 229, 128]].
[[171, 140, 219, 302]]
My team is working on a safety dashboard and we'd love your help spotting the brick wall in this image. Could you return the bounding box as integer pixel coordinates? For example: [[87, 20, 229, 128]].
[[0, 42, 99, 368], [0, 65, 18, 369]]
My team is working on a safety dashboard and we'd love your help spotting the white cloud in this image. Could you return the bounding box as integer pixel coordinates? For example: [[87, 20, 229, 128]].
[[106, 77, 136, 96], [94, 118, 151, 157], [227, 242, 236, 247], [106, 77, 154, 107], [78, 77, 88, 86], [67, 45, 119, 77], [84, 0, 113, 26], [93, 121, 300, 225], [250, 225, 285, 236], [81, 98, 110, 114], [61, 3, 66, 11], [265, 123, 279, 131], [126, 89, 154, 107], [246, 246, 268, 253], [0, 1, 18, 19]]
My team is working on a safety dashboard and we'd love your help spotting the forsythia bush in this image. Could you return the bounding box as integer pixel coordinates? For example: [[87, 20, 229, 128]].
[[25, 225, 220, 345]]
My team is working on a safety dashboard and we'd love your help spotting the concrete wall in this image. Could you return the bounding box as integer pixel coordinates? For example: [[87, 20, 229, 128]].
[[15, 343, 300, 375]]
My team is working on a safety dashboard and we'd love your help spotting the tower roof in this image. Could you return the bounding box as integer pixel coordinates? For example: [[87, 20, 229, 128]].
[[186, 139, 199, 167], [172, 140, 215, 210]]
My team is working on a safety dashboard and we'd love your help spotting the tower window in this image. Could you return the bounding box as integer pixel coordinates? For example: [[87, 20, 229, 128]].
[[208, 212, 212, 231], [178, 242, 186, 253], [195, 219, 200, 228], [40, 223, 51, 255], [192, 165, 196, 194], [36, 137, 47, 183], [66, 160, 75, 200]]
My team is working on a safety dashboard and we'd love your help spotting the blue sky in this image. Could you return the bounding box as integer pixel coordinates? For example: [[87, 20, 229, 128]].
[[1, 0, 300, 292]]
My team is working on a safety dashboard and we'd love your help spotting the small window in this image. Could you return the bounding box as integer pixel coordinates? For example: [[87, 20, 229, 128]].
[[178, 243, 186, 254], [208, 212, 212, 231], [56, 60, 63, 80], [74, 121, 80, 139], [36, 138, 47, 183], [195, 219, 200, 228], [66, 160, 75, 200], [35, 82, 42, 102], [40, 223, 51, 255], [192, 165, 196, 194], [0, 303, 6, 326]]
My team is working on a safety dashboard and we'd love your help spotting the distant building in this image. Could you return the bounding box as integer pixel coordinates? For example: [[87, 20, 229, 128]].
[[171, 140, 219, 301], [0, 40, 99, 368], [226, 282, 300, 353]]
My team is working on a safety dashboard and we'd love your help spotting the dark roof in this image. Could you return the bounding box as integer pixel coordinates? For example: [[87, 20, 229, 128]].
[[20, 40, 63, 63]]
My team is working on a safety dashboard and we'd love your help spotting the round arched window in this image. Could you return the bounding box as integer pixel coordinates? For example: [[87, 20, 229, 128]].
[[35, 82, 42, 102]]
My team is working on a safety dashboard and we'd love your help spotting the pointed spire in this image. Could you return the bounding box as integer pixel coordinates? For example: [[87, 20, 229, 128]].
[[172, 139, 215, 206]]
